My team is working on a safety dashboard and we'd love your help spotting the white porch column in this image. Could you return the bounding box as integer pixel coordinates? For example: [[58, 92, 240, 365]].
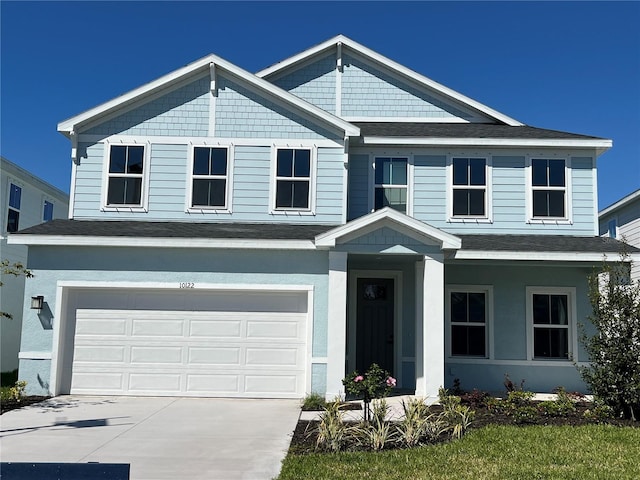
[[415, 254, 444, 402], [325, 251, 348, 400]]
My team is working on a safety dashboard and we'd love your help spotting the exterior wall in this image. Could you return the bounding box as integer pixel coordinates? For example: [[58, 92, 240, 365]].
[[215, 73, 341, 141], [19, 245, 330, 396], [271, 53, 337, 114], [348, 148, 597, 235], [341, 52, 472, 120], [1, 158, 68, 372], [72, 141, 345, 224], [444, 262, 594, 393], [599, 196, 640, 282], [84, 76, 210, 137]]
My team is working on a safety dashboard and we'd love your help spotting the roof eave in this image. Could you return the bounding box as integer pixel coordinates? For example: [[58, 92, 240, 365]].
[[599, 189, 640, 217], [360, 136, 612, 150]]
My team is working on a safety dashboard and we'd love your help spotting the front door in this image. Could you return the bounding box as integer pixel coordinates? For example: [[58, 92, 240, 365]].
[[356, 277, 395, 375]]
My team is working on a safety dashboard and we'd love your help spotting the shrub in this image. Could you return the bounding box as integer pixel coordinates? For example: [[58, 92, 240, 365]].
[[352, 415, 394, 451], [395, 398, 443, 447], [579, 254, 640, 420], [342, 363, 396, 422], [0, 380, 27, 402], [301, 392, 327, 411], [460, 388, 491, 408], [316, 399, 348, 452]]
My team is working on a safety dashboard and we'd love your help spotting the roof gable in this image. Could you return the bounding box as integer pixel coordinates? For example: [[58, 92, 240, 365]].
[[258, 35, 523, 126], [58, 53, 359, 138]]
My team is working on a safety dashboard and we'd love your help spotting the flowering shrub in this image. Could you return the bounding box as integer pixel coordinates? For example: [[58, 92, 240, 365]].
[[342, 363, 396, 402]]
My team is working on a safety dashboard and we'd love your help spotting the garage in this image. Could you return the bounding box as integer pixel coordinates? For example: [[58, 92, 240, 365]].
[[60, 287, 310, 398]]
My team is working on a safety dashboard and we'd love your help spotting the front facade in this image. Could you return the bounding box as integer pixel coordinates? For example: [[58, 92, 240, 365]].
[[1, 156, 69, 372], [10, 36, 636, 400], [599, 189, 640, 282]]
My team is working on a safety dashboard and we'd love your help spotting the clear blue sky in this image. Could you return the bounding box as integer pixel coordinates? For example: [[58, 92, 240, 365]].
[[1, 1, 638, 210]]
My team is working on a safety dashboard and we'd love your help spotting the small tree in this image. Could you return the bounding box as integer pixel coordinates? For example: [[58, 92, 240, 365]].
[[578, 254, 640, 420], [1, 260, 33, 320]]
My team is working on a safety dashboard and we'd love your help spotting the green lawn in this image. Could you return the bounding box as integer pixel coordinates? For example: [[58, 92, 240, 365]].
[[278, 424, 640, 480]]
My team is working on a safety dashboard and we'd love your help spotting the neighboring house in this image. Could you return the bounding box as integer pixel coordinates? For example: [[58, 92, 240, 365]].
[[599, 189, 640, 282], [1, 156, 69, 373], [9, 36, 639, 401]]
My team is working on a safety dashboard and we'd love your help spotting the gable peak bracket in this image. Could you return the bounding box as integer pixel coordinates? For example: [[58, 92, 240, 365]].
[[336, 42, 343, 72], [209, 62, 217, 97], [70, 130, 80, 165]]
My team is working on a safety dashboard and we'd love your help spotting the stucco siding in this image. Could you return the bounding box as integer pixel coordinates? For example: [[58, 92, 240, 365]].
[[83, 76, 210, 137], [19, 246, 331, 395], [272, 53, 337, 114], [341, 52, 472, 119]]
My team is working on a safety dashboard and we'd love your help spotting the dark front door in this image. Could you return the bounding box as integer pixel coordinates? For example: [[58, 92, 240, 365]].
[[356, 277, 395, 375]]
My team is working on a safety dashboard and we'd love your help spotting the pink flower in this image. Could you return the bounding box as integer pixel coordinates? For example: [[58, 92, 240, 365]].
[[354, 375, 364, 383], [386, 376, 397, 387]]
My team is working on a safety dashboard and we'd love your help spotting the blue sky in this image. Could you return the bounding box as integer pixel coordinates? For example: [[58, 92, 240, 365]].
[[1, 1, 638, 209]]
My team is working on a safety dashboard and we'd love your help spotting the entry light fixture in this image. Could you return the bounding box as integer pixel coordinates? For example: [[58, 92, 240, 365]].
[[31, 295, 44, 311]]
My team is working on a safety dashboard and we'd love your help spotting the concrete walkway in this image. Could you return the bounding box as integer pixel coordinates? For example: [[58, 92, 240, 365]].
[[0, 396, 300, 480]]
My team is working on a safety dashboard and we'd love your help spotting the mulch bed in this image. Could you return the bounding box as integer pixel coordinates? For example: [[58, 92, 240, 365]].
[[1, 396, 50, 415], [290, 402, 638, 455]]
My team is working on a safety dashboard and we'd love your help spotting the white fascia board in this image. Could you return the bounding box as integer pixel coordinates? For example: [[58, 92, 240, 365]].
[[258, 34, 522, 126], [315, 207, 461, 249], [361, 136, 613, 149], [452, 250, 638, 262], [58, 52, 359, 138], [598, 188, 640, 217], [7, 235, 316, 250]]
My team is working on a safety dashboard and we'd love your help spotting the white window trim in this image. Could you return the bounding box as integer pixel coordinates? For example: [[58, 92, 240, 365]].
[[446, 155, 493, 223], [445, 285, 494, 359], [526, 286, 577, 362], [368, 154, 413, 216], [269, 144, 317, 215], [4, 178, 23, 234], [101, 140, 151, 212], [525, 156, 573, 224], [185, 143, 234, 214]]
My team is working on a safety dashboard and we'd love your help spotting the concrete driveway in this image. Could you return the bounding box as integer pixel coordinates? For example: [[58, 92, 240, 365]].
[[0, 396, 300, 480]]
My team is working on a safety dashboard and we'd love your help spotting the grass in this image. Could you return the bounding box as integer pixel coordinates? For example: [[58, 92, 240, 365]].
[[278, 424, 640, 480]]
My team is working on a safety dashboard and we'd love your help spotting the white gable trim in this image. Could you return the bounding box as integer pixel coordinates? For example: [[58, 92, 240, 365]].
[[315, 207, 462, 249], [599, 188, 640, 218], [258, 35, 523, 127], [58, 54, 359, 138]]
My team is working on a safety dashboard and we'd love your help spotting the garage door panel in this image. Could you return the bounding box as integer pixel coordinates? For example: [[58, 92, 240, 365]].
[[71, 292, 309, 398]]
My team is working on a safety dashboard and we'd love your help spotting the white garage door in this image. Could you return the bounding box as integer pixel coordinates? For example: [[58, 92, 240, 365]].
[[69, 291, 308, 398]]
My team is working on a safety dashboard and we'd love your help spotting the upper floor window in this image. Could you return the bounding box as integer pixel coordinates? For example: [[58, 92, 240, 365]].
[[43, 200, 54, 222], [106, 145, 145, 206], [452, 157, 487, 217], [607, 219, 617, 238], [531, 158, 566, 218], [191, 147, 229, 209], [275, 148, 312, 210], [7, 183, 21, 232], [527, 287, 574, 360], [374, 157, 407, 213], [448, 287, 489, 357]]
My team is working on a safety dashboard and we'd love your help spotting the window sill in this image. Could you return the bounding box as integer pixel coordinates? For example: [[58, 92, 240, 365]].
[[527, 218, 572, 225], [101, 206, 148, 213], [270, 210, 316, 216], [447, 217, 493, 224], [186, 208, 232, 214]]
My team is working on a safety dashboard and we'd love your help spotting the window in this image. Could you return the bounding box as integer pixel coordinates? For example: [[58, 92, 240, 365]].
[[43, 200, 54, 222], [275, 148, 311, 210], [452, 157, 486, 217], [106, 145, 145, 206], [374, 157, 407, 213], [191, 147, 229, 209], [7, 183, 21, 232], [607, 219, 617, 238], [531, 158, 566, 218], [449, 289, 488, 357], [528, 288, 574, 360]]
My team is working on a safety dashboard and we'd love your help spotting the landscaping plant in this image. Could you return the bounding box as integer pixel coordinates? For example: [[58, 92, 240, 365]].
[[579, 254, 640, 420], [342, 363, 396, 422]]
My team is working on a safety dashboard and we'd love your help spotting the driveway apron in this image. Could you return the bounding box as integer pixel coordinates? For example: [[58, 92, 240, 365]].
[[0, 396, 300, 479]]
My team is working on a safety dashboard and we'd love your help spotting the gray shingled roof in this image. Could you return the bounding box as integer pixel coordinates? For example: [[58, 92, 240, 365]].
[[13, 219, 334, 240], [354, 122, 605, 140], [13, 220, 637, 254], [457, 234, 638, 253]]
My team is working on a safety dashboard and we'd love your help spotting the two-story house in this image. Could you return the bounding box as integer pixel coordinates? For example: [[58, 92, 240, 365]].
[[10, 36, 637, 400], [1, 156, 69, 373], [599, 189, 640, 283]]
